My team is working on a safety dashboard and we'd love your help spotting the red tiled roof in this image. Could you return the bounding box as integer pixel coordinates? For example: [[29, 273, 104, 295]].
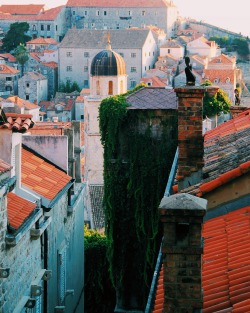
[[7, 192, 36, 229], [66, 0, 172, 7], [21, 148, 72, 200], [203, 69, 235, 83], [153, 206, 250, 313], [26, 37, 58, 45], [0, 6, 63, 21], [30, 52, 42, 61], [0, 53, 16, 62], [7, 96, 39, 109], [0, 113, 34, 132], [0, 4, 44, 15], [41, 61, 58, 68], [140, 76, 167, 87], [0, 159, 12, 174], [209, 54, 235, 65], [179, 109, 250, 197], [0, 64, 19, 74]]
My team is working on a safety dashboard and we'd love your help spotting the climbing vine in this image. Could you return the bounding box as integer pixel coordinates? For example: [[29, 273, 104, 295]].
[[99, 88, 178, 308]]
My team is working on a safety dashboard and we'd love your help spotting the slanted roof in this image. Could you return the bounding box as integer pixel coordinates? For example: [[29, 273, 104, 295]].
[[23, 71, 47, 81], [21, 147, 72, 201], [153, 205, 250, 313], [0, 64, 19, 74], [59, 29, 152, 49], [0, 53, 16, 62], [0, 159, 12, 174], [140, 76, 167, 87], [160, 40, 183, 48], [181, 109, 250, 196], [26, 37, 59, 45], [66, 0, 173, 8], [7, 192, 36, 229], [126, 87, 177, 110], [41, 61, 58, 69], [0, 4, 45, 15], [0, 113, 34, 133], [7, 96, 40, 109]]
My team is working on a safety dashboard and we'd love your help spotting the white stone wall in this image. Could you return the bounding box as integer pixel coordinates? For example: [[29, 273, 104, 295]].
[[67, 6, 175, 34], [18, 75, 48, 104], [58, 31, 158, 90], [160, 46, 184, 59], [187, 39, 218, 58]]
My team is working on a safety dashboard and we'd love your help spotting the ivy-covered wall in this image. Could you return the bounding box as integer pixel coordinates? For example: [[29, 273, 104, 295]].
[[99, 93, 178, 311]]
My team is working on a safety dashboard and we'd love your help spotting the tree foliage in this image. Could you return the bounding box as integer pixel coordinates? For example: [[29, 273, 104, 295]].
[[2, 22, 31, 52], [201, 80, 232, 117], [84, 225, 115, 313], [59, 80, 81, 93], [14, 44, 29, 76], [209, 36, 250, 57]]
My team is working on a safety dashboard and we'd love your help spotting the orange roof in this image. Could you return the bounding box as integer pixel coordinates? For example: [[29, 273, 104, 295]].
[[30, 52, 41, 61], [0, 53, 16, 62], [209, 54, 235, 65], [140, 76, 167, 87], [0, 64, 19, 74], [41, 61, 58, 68], [0, 4, 44, 15], [7, 192, 36, 229], [7, 96, 39, 110], [0, 159, 12, 173], [21, 148, 72, 201], [204, 69, 235, 83], [27, 37, 58, 45], [153, 206, 250, 313], [0, 5, 63, 21], [67, 0, 172, 7], [0, 113, 34, 132]]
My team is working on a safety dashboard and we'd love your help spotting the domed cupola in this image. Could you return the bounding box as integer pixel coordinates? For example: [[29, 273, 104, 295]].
[[90, 35, 126, 76], [89, 33, 127, 97]]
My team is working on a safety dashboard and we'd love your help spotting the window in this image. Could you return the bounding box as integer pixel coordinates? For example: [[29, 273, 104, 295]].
[[149, 52, 151, 56], [41, 24, 44, 31], [226, 77, 230, 84], [116, 24, 120, 29], [96, 10, 100, 16], [104, 10, 107, 15], [84, 66, 88, 72], [131, 67, 137, 72], [26, 83, 30, 88], [108, 81, 113, 95], [96, 80, 100, 95], [66, 51, 72, 57], [84, 11, 88, 15], [6, 77, 12, 81], [58, 246, 66, 304], [168, 49, 170, 53], [47, 24, 51, 31], [66, 66, 72, 71], [214, 78, 220, 83], [84, 52, 89, 57], [128, 11, 132, 16], [130, 80, 136, 88], [26, 95, 29, 100], [120, 80, 124, 94], [91, 23, 95, 28], [142, 10, 146, 16], [56, 25, 58, 31], [81, 114, 84, 120], [73, 10, 75, 15], [84, 80, 89, 88], [32, 25, 36, 31], [119, 52, 124, 57], [131, 52, 136, 58]]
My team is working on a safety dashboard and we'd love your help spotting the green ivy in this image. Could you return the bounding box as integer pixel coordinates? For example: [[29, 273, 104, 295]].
[[84, 225, 116, 313], [99, 88, 177, 307]]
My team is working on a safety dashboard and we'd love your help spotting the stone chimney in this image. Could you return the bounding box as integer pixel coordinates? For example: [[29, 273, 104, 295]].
[[159, 193, 207, 313], [174, 86, 218, 191]]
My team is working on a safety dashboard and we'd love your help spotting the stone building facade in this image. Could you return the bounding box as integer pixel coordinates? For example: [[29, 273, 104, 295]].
[[0, 64, 20, 97], [65, 0, 177, 37], [58, 28, 158, 90], [18, 71, 48, 103]]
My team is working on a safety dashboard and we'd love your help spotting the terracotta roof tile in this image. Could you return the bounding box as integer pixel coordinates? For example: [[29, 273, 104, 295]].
[[7, 192, 36, 229], [66, 0, 173, 7], [153, 206, 250, 313], [26, 37, 58, 45], [0, 64, 19, 74], [0, 113, 34, 133], [0, 53, 16, 62], [7, 96, 39, 109], [41, 61, 58, 68], [0, 4, 44, 15], [21, 148, 72, 200], [0, 159, 12, 173]]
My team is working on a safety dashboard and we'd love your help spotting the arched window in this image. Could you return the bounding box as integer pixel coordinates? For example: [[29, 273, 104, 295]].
[[226, 77, 230, 84], [120, 80, 123, 94], [96, 80, 100, 95], [108, 81, 113, 95]]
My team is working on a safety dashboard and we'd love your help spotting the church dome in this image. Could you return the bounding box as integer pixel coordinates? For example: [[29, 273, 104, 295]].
[[90, 49, 126, 76]]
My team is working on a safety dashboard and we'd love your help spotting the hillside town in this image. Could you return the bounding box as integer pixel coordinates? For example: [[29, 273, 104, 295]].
[[0, 0, 250, 312]]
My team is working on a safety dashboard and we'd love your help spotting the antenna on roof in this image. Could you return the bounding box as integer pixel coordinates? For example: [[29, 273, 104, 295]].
[[106, 32, 111, 50]]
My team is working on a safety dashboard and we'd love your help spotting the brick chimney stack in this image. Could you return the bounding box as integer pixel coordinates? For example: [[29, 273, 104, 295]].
[[159, 193, 207, 313], [175, 86, 219, 191]]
